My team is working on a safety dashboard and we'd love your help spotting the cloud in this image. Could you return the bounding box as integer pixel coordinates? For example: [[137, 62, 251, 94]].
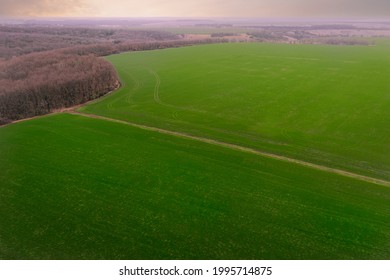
[[0, 0, 389, 18], [0, 0, 92, 17], [90, 0, 390, 18], [285, 0, 390, 17]]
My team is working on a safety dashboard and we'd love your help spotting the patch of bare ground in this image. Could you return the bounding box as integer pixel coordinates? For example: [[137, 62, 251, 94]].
[[223, 34, 254, 42]]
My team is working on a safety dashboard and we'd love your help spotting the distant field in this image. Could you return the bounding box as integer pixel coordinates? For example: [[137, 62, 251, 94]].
[[129, 26, 251, 35], [1, 114, 390, 259], [80, 43, 390, 181]]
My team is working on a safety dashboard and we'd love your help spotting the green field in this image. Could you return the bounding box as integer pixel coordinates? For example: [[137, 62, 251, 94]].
[[1, 114, 390, 259], [1, 42, 390, 259], [81, 43, 390, 181]]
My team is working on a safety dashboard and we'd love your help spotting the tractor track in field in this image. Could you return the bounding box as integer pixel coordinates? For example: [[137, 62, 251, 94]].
[[147, 68, 172, 108], [146, 68, 207, 120], [68, 111, 390, 188]]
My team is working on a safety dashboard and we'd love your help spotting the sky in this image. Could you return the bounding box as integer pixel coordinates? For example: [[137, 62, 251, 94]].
[[0, 0, 389, 18]]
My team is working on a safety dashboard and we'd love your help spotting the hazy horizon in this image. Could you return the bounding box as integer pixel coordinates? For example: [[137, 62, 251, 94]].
[[1, 0, 390, 19]]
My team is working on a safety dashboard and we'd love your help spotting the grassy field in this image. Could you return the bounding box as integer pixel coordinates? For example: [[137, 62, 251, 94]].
[[80, 43, 390, 181], [1, 42, 390, 259], [1, 114, 390, 259]]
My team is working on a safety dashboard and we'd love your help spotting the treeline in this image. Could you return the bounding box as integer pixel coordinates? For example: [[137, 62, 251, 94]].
[[61, 38, 229, 57], [0, 23, 230, 124], [0, 26, 179, 59], [301, 37, 373, 46], [0, 51, 118, 122], [210, 33, 237, 37], [319, 38, 372, 46], [0, 37, 229, 124]]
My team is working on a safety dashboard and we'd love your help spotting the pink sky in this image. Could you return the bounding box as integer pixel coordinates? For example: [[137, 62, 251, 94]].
[[1, 0, 389, 18]]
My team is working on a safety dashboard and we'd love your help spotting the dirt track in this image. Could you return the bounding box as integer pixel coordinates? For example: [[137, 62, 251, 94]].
[[69, 111, 390, 188]]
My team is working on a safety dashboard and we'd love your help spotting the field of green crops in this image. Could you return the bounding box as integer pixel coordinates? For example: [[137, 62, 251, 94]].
[[81, 43, 390, 181], [1, 42, 390, 259], [1, 114, 390, 259]]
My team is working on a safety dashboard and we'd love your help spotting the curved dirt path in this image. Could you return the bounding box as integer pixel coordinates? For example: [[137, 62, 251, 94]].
[[69, 111, 390, 188]]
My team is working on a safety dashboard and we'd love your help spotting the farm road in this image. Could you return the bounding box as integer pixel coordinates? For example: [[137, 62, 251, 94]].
[[69, 111, 390, 188]]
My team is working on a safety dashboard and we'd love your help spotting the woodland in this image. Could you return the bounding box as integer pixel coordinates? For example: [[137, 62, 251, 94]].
[[0, 25, 225, 123]]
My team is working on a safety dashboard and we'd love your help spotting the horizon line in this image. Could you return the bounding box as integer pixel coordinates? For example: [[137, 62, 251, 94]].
[[1, 16, 390, 21]]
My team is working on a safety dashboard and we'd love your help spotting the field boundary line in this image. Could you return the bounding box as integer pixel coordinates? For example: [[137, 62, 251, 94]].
[[69, 111, 390, 188]]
